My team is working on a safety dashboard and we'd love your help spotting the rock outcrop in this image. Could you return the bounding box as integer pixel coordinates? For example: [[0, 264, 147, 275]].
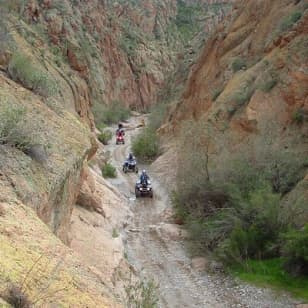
[[164, 0, 308, 215]]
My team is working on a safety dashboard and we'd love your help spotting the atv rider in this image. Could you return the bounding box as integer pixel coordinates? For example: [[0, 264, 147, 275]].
[[127, 153, 135, 162], [116, 123, 125, 137], [140, 169, 149, 185]]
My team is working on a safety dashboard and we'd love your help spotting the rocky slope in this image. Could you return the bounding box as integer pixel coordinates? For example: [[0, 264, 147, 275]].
[[163, 0, 308, 215]]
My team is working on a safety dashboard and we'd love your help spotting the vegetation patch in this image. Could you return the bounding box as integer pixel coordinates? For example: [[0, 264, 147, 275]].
[[0, 104, 35, 152], [125, 278, 159, 308], [259, 79, 278, 93], [231, 258, 308, 300], [292, 108, 305, 124], [175, 1, 203, 42], [148, 102, 168, 131], [231, 58, 247, 73], [172, 119, 307, 297], [279, 11, 302, 32], [92, 100, 130, 127], [112, 228, 119, 238], [101, 162, 117, 178], [119, 21, 141, 57], [98, 130, 112, 145], [8, 53, 57, 97], [232, 86, 255, 107], [132, 128, 160, 162], [282, 225, 308, 276]]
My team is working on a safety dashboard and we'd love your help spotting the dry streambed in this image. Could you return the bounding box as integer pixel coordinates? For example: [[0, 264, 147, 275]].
[[105, 116, 297, 308]]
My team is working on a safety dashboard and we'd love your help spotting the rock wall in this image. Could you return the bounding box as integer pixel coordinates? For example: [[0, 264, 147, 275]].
[[164, 0, 308, 214]]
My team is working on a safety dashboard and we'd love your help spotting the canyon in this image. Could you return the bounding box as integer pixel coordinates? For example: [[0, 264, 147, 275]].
[[0, 0, 307, 307]]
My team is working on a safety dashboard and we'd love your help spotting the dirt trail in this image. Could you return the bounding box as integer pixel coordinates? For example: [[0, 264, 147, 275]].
[[105, 116, 297, 308]]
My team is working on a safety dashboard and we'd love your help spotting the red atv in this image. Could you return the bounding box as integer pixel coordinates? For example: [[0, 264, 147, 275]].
[[116, 130, 125, 145]]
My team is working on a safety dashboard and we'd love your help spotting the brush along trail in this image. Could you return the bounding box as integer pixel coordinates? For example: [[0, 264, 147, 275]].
[[105, 115, 296, 308]]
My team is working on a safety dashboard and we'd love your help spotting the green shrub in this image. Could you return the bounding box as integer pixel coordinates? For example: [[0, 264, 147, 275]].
[[232, 58, 246, 73], [172, 123, 288, 263], [233, 86, 255, 106], [279, 11, 302, 32], [259, 79, 278, 93], [148, 103, 168, 131], [8, 53, 57, 97], [0, 104, 35, 151], [282, 225, 308, 276], [216, 185, 283, 263], [112, 228, 119, 238], [231, 258, 308, 300], [98, 130, 112, 145], [132, 128, 160, 161], [91, 101, 130, 127], [102, 162, 117, 178], [292, 108, 305, 124], [125, 278, 158, 308], [0, 105, 25, 143], [119, 21, 141, 57]]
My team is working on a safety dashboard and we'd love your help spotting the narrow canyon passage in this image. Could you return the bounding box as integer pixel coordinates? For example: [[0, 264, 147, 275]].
[[104, 116, 296, 308]]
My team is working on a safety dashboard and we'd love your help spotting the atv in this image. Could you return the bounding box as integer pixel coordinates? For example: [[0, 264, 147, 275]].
[[135, 180, 153, 198], [116, 133, 125, 145], [123, 159, 138, 173]]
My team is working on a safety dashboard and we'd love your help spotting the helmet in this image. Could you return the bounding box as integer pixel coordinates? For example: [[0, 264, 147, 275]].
[[129, 153, 133, 159], [142, 169, 146, 174]]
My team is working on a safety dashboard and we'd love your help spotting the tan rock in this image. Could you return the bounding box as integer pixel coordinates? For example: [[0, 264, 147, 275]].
[[159, 223, 189, 240], [191, 257, 208, 272]]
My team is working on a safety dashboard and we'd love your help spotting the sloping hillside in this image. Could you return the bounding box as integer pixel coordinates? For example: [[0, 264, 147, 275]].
[[166, 0, 308, 213]]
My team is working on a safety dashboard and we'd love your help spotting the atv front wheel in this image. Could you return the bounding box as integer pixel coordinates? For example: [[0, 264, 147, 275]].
[[135, 189, 141, 198]]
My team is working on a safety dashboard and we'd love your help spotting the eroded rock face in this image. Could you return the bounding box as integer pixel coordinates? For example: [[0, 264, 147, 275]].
[[0, 73, 94, 244], [165, 0, 308, 212], [0, 194, 121, 307]]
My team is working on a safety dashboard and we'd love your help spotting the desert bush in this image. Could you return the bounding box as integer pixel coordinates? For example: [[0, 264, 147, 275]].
[[233, 86, 255, 106], [174, 122, 287, 259], [148, 103, 168, 131], [231, 58, 246, 73], [92, 100, 130, 127], [119, 21, 141, 57], [132, 128, 160, 161], [215, 184, 283, 263], [282, 225, 308, 276], [8, 53, 57, 97], [259, 79, 278, 93], [98, 130, 112, 145], [102, 162, 117, 178], [112, 228, 119, 238], [279, 11, 302, 32], [258, 151, 307, 195], [292, 108, 305, 124], [125, 278, 158, 308], [0, 104, 35, 152], [0, 105, 25, 143]]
